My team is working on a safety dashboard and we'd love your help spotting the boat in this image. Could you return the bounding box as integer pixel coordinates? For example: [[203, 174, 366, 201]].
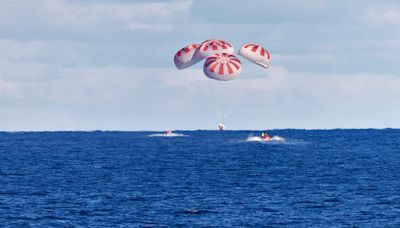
[[218, 123, 226, 131], [261, 132, 271, 141]]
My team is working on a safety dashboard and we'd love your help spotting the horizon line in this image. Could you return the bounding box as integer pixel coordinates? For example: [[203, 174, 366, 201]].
[[0, 127, 398, 133]]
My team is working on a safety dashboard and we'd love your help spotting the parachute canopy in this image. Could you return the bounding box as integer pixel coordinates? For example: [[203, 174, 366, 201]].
[[173, 39, 270, 81], [198, 39, 234, 59], [203, 53, 242, 81], [238, 43, 271, 68], [174, 44, 203, 70]]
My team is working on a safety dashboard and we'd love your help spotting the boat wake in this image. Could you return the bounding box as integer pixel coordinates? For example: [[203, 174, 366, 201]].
[[148, 133, 188, 137], [246, 136, 285, 142]]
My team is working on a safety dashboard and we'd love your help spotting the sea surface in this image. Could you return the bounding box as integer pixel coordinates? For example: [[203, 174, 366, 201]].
[[1, 129, 400, 227]]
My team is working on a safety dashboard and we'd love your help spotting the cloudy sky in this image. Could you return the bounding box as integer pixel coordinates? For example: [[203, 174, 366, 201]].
[[0, 0, 399, 131]]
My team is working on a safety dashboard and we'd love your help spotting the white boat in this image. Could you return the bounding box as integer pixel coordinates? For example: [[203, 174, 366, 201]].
[[218, 123, 226, 131]]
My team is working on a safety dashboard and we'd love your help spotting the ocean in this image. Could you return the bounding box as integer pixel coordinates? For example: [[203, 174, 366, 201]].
[[1, 129, 399, 227]]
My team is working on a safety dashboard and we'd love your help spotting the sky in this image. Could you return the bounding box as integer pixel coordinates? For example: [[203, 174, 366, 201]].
[[0, 0, 400, 131]]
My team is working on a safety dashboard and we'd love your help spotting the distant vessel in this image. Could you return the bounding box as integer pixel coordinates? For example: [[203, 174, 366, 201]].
[[218, 123, 226, 131], [261, 132, 271, 141]]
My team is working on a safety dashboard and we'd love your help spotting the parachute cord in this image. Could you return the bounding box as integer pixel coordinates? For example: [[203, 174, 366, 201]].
[[205, 80, 243, 129]]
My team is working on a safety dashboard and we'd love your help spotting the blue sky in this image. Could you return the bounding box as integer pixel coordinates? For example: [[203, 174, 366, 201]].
[[0, 0, 399, 130]]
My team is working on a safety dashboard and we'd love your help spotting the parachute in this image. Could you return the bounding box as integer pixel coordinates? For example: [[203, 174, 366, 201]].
[[203, 53, 241, 81], [198, 39, 234, 59], [173, 39, 270, 80], [238, 43, 271, 68], [174, 44, 203, 70], [173, 39, 270, 129]]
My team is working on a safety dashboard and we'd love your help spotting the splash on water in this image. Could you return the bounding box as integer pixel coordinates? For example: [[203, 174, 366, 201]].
[[148, 133, 188, 137], [246, 135, 285, 142]]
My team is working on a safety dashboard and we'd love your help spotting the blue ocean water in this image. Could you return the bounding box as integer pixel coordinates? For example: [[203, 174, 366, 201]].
[[1, 129, 400, 227]]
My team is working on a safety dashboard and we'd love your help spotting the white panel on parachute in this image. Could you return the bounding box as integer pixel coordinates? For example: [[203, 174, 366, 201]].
[[174, 44, 203, 70], [203, 53, 242, 81], [238, 43, 271, 68], [198, 39, 234, 59]]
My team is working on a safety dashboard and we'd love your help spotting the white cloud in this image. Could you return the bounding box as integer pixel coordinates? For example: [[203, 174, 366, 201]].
[[362, 6, 400, 24], [1, 60, 399, 130], [234, 69, 400, 129], [0, 0, 192, 31], [272, 54, 336, 65], [0, 39, 44, 62], [0, 80, 17, 92], [126, 23, 172, 31]]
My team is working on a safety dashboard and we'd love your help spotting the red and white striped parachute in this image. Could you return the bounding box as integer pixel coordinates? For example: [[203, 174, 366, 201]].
[[238, 43, 271, 68], [198, 39, 234, 59], [174, 44, 203, 70], [203, 53, 242, 81], [173, 39, 270, 81]]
